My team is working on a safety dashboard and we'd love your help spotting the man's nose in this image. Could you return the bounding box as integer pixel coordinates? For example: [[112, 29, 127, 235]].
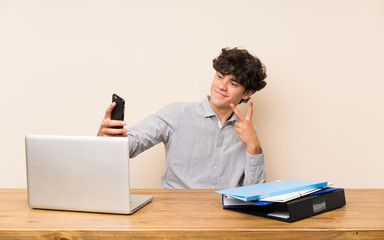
[[218, 80, 228, 90]]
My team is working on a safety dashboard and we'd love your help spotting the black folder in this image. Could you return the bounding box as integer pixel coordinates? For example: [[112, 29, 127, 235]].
[[224, 188, 346, 222]]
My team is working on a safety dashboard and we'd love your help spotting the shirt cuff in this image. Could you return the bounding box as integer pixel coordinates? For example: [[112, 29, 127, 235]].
[[247, 147, 264, 164], [245, 147, 265, 184]]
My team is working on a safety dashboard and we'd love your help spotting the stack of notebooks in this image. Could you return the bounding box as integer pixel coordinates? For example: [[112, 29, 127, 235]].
[[216, 180, 346, 222]]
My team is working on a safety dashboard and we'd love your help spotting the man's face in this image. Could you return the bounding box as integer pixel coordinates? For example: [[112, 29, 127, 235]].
[[210, 72, 252, 110]]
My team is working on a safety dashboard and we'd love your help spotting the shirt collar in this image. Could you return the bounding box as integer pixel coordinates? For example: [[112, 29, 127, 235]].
[[201, 96, 239, 122], [201, 96, 216, 118]]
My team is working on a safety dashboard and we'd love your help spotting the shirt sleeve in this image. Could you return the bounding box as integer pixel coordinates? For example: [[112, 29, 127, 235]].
[[127, 104, 178, 158], [241, 148, 265, 186]]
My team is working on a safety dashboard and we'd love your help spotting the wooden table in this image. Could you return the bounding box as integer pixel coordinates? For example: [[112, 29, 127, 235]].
[[0, 189, 383, 239]]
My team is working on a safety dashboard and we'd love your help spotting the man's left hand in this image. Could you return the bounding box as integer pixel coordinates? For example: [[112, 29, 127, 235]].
[[230, 100, 261, 155]]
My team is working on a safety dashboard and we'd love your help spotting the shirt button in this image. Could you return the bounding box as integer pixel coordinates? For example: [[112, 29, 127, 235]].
[[250, 158, 254, 163], [211, 185, 215, 188], [250, 172, 254, 175], [214, 166, 218, 169], [216, 147, 220, 151]]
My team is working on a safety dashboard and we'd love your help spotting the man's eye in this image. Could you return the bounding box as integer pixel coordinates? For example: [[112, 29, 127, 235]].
[[218, 75, 223, 79], [231, 82, 238, 87]]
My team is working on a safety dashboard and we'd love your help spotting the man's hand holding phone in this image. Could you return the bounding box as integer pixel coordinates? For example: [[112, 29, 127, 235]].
[[97, 94, 128, 137]]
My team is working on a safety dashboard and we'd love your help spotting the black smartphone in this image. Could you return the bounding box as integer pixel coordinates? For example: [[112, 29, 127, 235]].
[[111, 94, 125, 129]]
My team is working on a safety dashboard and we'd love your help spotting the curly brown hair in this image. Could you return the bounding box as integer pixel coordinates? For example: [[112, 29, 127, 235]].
[[212, 47, 267, 102]]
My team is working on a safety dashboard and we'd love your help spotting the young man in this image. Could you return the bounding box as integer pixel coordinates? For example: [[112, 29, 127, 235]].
[[98, 47, 267, 189]]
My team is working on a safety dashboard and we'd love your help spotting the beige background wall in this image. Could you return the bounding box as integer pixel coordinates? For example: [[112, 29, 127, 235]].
[[1, 0, 383, 188]]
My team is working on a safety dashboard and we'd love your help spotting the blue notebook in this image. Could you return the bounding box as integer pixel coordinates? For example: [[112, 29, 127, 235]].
[[216, 180, 328, 202]]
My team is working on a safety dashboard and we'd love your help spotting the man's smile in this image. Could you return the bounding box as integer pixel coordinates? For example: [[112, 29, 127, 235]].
[[214, 88, 228, 97]]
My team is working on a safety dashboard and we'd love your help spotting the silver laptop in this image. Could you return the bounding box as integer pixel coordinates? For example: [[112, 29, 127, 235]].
[[25, 135, 152, 214]]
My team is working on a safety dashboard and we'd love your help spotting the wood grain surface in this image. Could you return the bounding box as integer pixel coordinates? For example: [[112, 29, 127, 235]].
[[0, 189, 383, 239]]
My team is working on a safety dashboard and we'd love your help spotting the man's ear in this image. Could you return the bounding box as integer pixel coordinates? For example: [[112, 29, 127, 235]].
[[242, 90, 255, 101]]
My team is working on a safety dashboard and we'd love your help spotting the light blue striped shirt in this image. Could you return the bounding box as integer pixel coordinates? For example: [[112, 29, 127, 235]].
[[128, 96, 265, 189]]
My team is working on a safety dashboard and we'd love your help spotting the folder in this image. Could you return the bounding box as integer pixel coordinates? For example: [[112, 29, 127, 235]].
[[223, 188, 346, 222], [216, 180, 328, 202]]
